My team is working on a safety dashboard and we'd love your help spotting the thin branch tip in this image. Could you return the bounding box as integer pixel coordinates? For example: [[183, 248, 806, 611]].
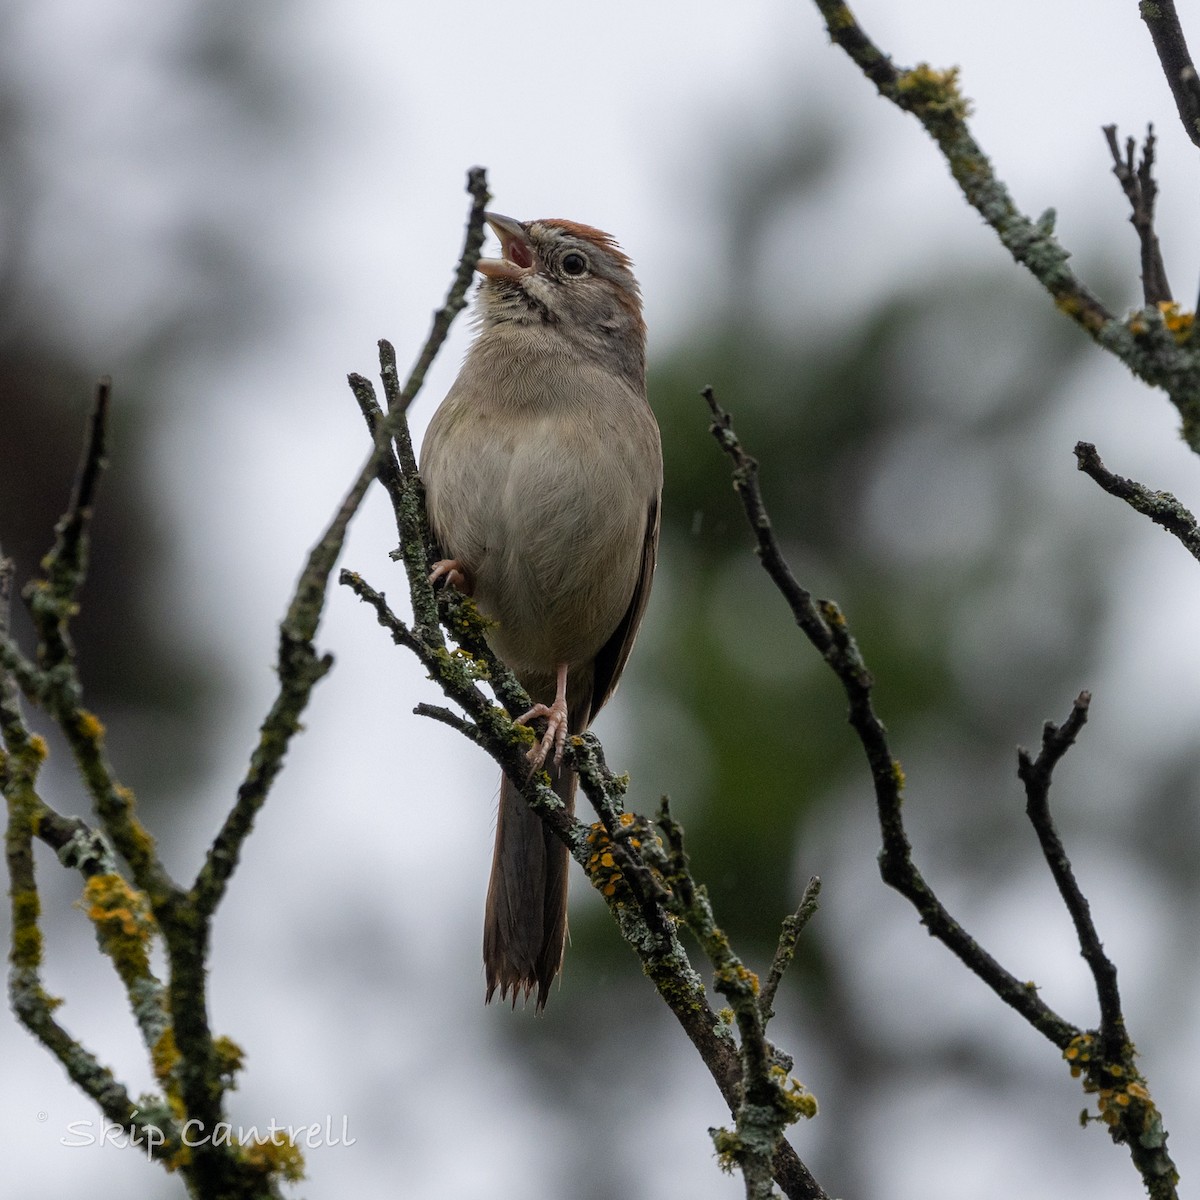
[[1075, 442, 1200, 563], [1102, 122, 1171, 304]]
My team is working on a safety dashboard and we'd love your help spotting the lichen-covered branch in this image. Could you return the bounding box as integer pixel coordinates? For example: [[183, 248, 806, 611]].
[[1075, 441, 1200, 563], [809, 0, 1200, 451], [653, 802, 817, 1200], [17, 382, 176, 908], [2, 552, 187, 1170], [760, 876, 821, 1024], [340, 566, 827, 1199], [3, 441, 283, 1192], [342, 344, 827, 1200], [3, 396, 217, 1176], [348, 372, 407, 542], [705, 387, 1178, 1197]]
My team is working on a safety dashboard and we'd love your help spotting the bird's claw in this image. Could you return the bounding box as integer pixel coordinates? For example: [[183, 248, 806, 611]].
[[517, 698, 569, 770], [429, 558, 471, 593]]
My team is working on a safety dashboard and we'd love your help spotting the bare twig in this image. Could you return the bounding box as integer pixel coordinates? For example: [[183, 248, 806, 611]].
[[412, 701, 478, 739], [39, 378, 110, 620], [1017, 694, 1123, 1049], [1139, 0, 1200, 148], [1102, 125, 1172, 305], [1075, 441, 1200, 563], [389, 167, 490, 420], [702, 389, 832, 651], [16, 382, 177, 907], [759, 876, 821, 1024], [348, 372, 407, 542], [1018, 695, 1176, 1198]]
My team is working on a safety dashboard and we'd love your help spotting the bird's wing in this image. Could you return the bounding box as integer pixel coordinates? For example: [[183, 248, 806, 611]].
[[588, 495, 660, 722]]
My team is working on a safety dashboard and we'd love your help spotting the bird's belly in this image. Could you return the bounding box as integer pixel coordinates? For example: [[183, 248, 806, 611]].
[[470, 446, 644, 678]]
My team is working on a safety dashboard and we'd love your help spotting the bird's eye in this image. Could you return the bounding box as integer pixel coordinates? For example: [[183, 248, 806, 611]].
[[561, 252, 588, 276]]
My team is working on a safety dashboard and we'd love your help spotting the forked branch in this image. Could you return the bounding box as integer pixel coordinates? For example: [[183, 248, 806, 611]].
[[1102, 124, 1171, 306]]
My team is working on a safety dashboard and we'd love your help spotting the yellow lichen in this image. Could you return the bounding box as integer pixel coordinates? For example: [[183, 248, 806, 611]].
[[710, 1126, 741, 1173], [10, 888, 44, 966], [735, 964, 760, 993], [76, 710, 106, 740], [826, 3, 856, 32], [895, 63, 971, 121], [1158, 301, 1195, 343], [153, 1028, 180, 1082], [82, 873, 156, 978], [214, 1036, 246, 1089], [823, 604, 846, 628], [1064, 1033, 1094, 1063], [771, 1065, 819, 1121], [241, 1133, 306, 1182], [1127, 313, 1148, 335]]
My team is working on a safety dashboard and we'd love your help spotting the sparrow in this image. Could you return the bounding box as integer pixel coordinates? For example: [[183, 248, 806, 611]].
[[420, 211, 661, 1008]]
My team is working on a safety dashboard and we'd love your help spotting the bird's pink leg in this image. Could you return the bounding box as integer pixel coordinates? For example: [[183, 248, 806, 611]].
[[518, 662, 570, 769], [429, 558, 472, 593]]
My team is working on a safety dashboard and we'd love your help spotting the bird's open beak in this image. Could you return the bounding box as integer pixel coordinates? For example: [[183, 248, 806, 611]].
[[477, 212, 536, 281]]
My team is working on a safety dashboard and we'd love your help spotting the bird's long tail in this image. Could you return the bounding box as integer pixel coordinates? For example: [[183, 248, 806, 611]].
[[483, 755, 576, 1011]]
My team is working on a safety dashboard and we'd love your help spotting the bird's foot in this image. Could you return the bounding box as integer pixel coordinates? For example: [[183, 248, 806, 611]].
[[518, 693, 569, 770], [429, 558, 472, 593]]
